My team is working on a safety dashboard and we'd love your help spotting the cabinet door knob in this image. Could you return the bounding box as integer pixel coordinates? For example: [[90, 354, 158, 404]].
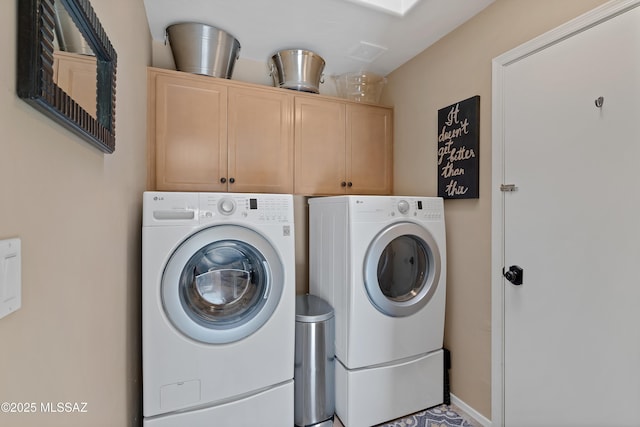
[[341, 181, 347, 187], [347, 181, 353, 187], [229, 177, 235, 184], [220, 177, 227, 184]]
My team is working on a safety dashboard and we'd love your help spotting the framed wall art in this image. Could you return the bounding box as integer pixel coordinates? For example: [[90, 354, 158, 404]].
[[437, 95, 480, 199]]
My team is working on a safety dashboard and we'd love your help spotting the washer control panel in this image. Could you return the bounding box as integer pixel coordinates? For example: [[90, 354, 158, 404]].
[[143, 192, 293, 226], [200, 193, 293, 224]]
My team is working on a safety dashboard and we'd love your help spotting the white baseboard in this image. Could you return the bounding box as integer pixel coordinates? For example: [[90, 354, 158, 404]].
[[450, 393, 492, 427]]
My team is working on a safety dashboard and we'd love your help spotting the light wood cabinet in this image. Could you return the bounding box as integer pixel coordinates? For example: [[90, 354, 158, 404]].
[[294, 97, 393, 195], [147, 67, 391, 195], [153, 72, 227, 191], [227, 86, 293, 193], [346, 103, 393, 194], [53, 51, 97, 118], [294, 97, 346, 194], [148, 68, 293, 193]]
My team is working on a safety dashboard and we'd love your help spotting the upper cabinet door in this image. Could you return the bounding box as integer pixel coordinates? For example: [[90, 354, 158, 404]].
[[347, 104, 393, 195], [227, 87, 294, 194], [294, 96, 347, 195], [153, 73, 228, 192]]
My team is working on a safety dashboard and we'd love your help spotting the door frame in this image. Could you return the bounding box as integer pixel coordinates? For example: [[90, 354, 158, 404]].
[[490, 1, 640, 425]]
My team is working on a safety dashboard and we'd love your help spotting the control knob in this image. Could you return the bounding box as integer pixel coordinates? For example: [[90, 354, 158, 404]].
[[218, 198, 235, 215], [397, 200, 410, 214]]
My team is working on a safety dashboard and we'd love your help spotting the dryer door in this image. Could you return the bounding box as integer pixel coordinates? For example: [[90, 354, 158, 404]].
[[364, 222, 441, 317], [162, 225, 284, 344]]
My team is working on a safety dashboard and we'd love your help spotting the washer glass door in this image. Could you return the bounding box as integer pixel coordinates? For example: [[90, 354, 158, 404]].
[[364, 222, 441, 317], [162, 225, 284, 344]]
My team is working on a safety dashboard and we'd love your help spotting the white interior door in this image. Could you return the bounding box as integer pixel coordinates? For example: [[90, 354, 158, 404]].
[[498, 4, 640, 426]]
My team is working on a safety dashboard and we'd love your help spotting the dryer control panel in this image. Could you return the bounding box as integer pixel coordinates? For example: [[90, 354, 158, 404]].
[[349, 196, 443, 222]]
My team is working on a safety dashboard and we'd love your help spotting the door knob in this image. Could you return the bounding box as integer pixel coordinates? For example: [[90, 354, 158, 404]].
[[503, 265, 523, 286]]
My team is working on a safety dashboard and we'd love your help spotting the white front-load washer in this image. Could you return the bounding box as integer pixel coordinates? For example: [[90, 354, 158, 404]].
[[309, 195, 446, 427], [142, 192, 295, 426]]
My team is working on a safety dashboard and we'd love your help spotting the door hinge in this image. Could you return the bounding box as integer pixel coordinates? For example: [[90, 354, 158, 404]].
[[500, 184, 517, 192]]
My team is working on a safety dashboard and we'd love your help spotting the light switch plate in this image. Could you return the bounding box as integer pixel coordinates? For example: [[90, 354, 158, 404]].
[[0, 238, 21, 320]]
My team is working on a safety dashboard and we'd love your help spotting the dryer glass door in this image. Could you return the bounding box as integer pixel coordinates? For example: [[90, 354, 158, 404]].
[[364, 222, 441, 317], [162, 225, 284, 344]]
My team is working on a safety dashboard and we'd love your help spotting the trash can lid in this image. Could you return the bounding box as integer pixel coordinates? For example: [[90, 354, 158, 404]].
[[295, 294, 334, 322]]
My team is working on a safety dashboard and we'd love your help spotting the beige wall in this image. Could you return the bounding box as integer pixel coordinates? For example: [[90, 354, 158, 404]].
[[0, 1, 150, 426], [384, 0, 607, 418]]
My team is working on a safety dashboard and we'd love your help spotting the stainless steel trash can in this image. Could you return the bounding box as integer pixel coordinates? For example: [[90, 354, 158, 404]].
[[295, 294, 335, 427]]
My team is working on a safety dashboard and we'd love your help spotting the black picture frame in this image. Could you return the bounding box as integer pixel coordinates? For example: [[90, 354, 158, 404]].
[[17, 0, 117, 153]]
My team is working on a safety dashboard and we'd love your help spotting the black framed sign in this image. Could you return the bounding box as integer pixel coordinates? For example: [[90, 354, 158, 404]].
[[437, 95, 480, 199]]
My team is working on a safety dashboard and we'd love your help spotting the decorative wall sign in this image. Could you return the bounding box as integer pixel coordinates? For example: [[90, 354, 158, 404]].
[[437, 95, 480, 199]]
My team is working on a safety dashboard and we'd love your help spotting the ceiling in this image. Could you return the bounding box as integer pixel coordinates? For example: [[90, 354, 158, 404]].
[[142, 0, 495, 78]]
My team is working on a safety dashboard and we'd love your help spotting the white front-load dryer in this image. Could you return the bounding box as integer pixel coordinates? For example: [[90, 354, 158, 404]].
[[142, 192, 295, 426], [309, 195, 446, 427]]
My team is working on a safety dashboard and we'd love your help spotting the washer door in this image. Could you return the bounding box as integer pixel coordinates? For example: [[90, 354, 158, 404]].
[[162, 225, 284, 344], [364, 222, 441, 317]]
